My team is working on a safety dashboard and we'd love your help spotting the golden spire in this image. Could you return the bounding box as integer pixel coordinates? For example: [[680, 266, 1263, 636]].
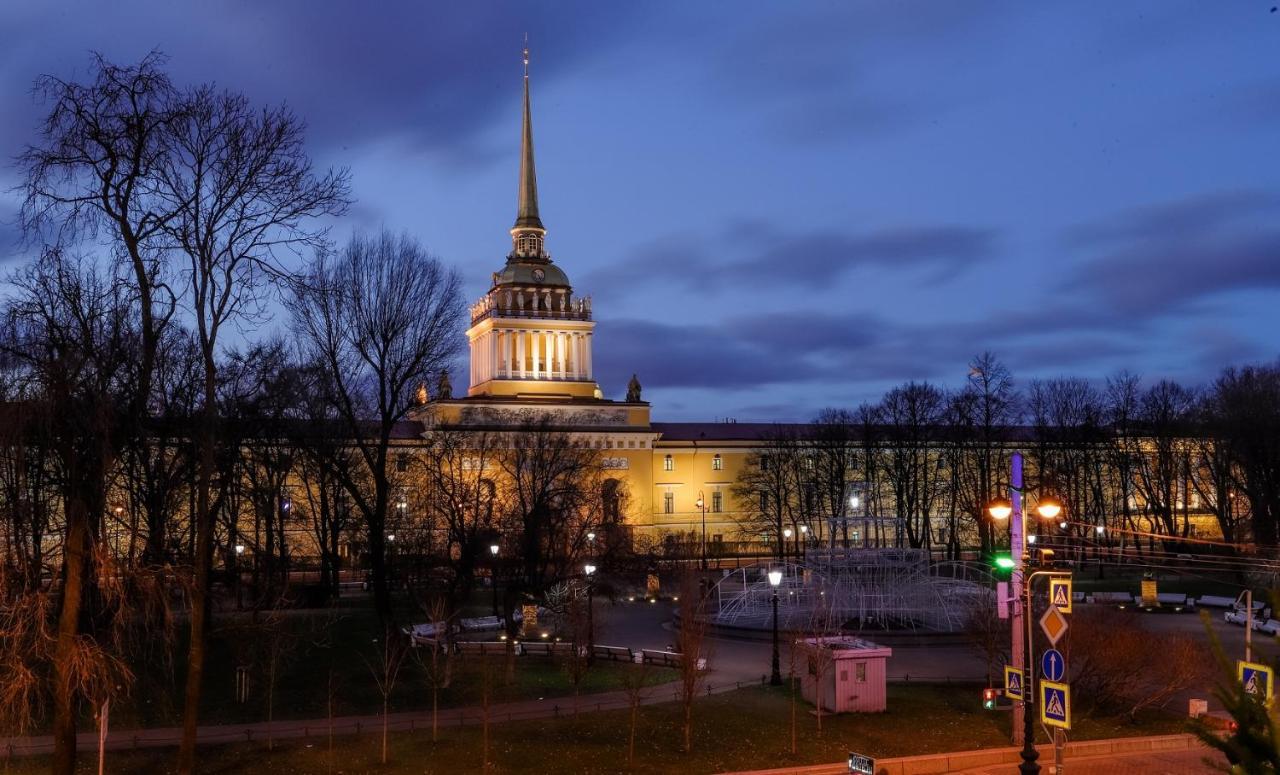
[[513, 34, 544, 235]]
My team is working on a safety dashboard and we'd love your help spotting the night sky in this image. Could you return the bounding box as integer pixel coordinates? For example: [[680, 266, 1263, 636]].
[[2, 2, 1278, 421]]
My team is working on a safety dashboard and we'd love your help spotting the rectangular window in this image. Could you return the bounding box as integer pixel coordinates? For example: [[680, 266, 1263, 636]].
[[664, 492, 674, 514], [396, 454, 408, 473], [711, 491, 723, 513], [712, 455, 723, 471], [759, 492, 768, 512], [664, 455, 674, 471], [712, 534, 723, 544], [855, 663, 867, 683]]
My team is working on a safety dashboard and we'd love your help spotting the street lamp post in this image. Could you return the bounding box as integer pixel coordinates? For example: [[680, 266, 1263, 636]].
[[696, 493, 707, 571], [782, 527, 793, 563], [234, 544, 245, 609], [489, 543, 500, 616], [584, 564, 597, 659], [768, 569, 783, 686]]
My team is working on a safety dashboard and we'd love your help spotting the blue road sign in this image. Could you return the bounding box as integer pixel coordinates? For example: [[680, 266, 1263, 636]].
[[1004, 665, 1023, 701], [1041, 648, 1065, 682], [1040, 680, 1071, 730], [1239, 661, 1274, 701]]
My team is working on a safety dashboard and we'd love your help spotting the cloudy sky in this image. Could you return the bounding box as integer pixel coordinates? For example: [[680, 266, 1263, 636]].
[[2, 2, 1278, 420]]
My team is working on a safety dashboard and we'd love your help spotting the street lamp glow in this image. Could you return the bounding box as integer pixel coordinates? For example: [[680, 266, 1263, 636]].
[[1036, 497, 1061, 520], [235, 544, 245, 555], [584, 564, 596, 576], [849, 495, 860, 509], [768, 569, 783, 587], [1059, 520, 1068, 530], [799, 525, 808, 535], [695, 497, 704, 509], [988, 498, 1013, 520], [783, 528, 793, 539], [489, 543, 500, 556], [1027, 534, 1037, 544], [1095, 525, 1105, 535], [387, 533, 396, 542], [586, 531, 596, 542]]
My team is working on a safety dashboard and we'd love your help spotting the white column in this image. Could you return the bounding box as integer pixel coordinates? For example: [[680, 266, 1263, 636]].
[[517, 331, 525, 378], [573, 334, 582, 379], [531, 331, 540, 378], [553, 332, 562, 379], [584, 333, 592, 378]]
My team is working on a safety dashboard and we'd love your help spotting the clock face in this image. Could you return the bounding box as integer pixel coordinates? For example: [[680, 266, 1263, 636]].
[[532, 268, 545, 282]]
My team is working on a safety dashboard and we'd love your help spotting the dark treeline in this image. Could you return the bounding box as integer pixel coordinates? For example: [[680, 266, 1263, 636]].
[[733, 352, 1280, 561]]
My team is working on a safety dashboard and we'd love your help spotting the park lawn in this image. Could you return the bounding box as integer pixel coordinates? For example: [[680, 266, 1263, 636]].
[[106, 606, 675, 730], [26, 683, 1191, 774]]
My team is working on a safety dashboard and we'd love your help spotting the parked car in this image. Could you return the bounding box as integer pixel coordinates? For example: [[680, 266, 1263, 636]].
[[1224, 609, 1249, 626], [1252, 618, 1280, 636]]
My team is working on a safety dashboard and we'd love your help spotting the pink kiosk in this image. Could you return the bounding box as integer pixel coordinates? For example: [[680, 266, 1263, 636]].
[[797, 637, 893, 714]]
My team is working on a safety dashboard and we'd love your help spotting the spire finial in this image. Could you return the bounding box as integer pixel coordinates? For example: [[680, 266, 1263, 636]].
[[511, 34, 545, 250]]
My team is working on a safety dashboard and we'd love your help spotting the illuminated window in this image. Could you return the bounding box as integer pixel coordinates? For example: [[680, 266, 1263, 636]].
[[759, 491, 768, 512], [712, 454, 722, 471], [664, 455, 674, 472], [855, 663, 866, 683], [663, 492, 674, 514], [712, 491, 723, 513]]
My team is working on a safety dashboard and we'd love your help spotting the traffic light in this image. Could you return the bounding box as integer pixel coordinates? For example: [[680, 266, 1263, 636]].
[[992, 554, 1015, 576], [982, 687, 1001, 710]]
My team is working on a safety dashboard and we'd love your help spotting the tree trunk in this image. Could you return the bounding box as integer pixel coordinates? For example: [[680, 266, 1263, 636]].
[[178, 367, 217, 774], [51, 502, 92, 775]]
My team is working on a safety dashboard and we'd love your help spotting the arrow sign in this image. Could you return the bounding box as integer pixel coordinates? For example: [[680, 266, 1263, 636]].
[[1041, 648, 1065, 682]]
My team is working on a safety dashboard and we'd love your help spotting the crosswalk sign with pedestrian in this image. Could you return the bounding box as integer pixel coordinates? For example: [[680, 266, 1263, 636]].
[[1049, 577, 1072, 614], [1004, 665, 1023, 701], [1239, 661, 1274, 701], [1040, 680, 1071, 730]]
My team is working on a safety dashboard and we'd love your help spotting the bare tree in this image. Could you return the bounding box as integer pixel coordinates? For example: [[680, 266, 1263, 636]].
[[674, 572, 709, 754], [290, 230, 462, 620], [156, 80, 349, 772], [620, 656, 651, 768], [363, 625, 410, 765], [878, 382, 948, 549], [411, 594, 455, 742], [1209, 364, 1280, 547]]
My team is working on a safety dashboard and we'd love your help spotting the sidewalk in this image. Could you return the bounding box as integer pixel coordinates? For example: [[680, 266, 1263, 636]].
[[0, 673, 754, 757]]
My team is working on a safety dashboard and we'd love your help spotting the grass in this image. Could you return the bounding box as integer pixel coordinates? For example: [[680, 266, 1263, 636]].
[[99, 606, 675, 730], [19, 683, 1191, 774]]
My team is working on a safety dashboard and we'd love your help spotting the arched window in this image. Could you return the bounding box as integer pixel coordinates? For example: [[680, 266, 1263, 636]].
[[712, 454, 722, 471], [602, 479, 621, 523]]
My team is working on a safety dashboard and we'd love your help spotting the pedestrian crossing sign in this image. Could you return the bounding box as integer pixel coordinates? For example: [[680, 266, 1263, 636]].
[[1040, 680, 1071, 730], [1004, 665, 1024, 701], [1239, 661, 1274, 702], [1049, 577, 1072, 614]]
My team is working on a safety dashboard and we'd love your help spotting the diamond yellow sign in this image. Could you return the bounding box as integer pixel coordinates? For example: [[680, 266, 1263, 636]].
[[1040, 604, 1068, 646]]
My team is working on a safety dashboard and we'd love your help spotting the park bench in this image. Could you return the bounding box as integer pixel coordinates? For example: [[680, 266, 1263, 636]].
[[455, 641, 513, 658], [640, 649, 683, 668], [520, 641, 574, 658], [592, 645, 634, 662]]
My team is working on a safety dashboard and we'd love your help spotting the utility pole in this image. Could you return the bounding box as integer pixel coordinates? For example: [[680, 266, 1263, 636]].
[[1010, 452, 1027, 748]]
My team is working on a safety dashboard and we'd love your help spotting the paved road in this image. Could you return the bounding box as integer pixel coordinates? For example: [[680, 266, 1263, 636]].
[[952, 746, 1225, 773]]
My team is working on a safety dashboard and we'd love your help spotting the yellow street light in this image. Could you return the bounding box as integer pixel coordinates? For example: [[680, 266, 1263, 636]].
[[987, 497, 1013, 521], [1036, 496, 1062, 520]]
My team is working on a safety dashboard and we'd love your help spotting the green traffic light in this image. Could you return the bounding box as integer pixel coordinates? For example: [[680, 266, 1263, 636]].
[[994, 555, 1015, 570]]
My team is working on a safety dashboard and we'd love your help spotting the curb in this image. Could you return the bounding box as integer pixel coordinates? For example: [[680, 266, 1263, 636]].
[[718, 733, 1208, 775]]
